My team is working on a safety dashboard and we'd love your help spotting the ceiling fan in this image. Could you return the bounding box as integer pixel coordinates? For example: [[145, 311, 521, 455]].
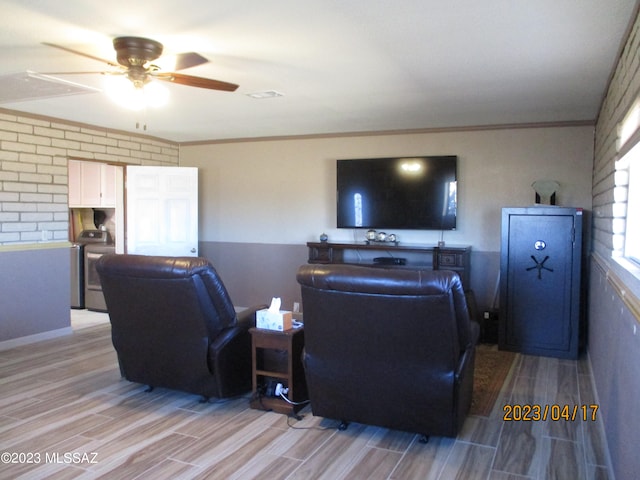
[[42, 36, 239, 92]]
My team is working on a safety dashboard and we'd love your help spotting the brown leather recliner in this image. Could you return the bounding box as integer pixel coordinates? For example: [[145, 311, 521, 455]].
[[296, 264, 480, 438], [96, 254, 264, 399]]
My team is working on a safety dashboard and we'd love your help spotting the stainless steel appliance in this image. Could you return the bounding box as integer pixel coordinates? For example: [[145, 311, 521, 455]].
[[85, 243, 115, 312], [70, 229, 113, 310], [70, 243, 85, 308]]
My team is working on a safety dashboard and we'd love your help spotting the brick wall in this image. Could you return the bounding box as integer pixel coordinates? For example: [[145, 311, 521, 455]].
[[589, 8, 640, 480], [0, 109, 179, 245], [593, 12, 640, 258]]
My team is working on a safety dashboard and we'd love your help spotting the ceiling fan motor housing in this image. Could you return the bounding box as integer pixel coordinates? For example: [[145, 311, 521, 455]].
[[113, 37, 164, 87], [113, 37, 163, 67]]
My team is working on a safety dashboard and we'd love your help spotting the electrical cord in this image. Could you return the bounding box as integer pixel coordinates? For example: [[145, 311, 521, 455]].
[[279, 391, 310, 405], [285, 414, 342, 431], [253, 387, 339, 431]]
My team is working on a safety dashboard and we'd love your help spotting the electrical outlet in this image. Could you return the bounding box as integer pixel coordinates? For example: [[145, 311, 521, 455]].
[[275, 383, 288, 397], [483, 311, 490, 320], [293, 302, 300, 313]]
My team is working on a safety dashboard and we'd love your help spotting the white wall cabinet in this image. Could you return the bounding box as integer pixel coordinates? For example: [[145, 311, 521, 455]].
[[68, 160, 117, 208]]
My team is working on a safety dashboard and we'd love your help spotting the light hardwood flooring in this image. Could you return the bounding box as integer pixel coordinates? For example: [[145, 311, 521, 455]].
[[0, 315, 612, 479]]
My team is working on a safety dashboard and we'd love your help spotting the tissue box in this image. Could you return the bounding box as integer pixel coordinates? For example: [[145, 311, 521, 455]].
[[256, 309, 293, 331]]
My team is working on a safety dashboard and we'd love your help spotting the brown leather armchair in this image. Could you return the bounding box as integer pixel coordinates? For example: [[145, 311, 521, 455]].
[[296, 264, 480, 438], [96, 254, 264, 400]]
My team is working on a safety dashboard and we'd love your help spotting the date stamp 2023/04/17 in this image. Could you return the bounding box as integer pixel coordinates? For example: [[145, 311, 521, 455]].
[[503, 404, 599, 422]]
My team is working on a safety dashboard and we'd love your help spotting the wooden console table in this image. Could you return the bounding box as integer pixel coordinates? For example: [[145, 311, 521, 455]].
[[307, 241, 471, 289]]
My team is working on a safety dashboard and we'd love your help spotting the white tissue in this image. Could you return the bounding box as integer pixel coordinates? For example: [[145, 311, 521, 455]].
[[257, 297, 293, 330], [268, 297, 282, 314]]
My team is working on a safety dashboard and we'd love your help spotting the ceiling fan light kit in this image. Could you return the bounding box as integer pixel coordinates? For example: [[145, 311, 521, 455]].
[[105, 75, 169, 111]]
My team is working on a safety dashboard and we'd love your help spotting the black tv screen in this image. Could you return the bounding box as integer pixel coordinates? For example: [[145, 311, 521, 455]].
[[336, 156, 457, 230]]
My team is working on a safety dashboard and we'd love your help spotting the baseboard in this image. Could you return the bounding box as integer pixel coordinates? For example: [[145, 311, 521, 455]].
[[0, 327, 73, 351]]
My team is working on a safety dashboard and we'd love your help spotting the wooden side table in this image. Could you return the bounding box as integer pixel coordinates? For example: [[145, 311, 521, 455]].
[[249, 327, 308, 416]]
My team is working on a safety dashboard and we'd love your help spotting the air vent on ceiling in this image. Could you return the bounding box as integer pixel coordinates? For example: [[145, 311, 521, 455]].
[[0, 71, 100, 104], [246, 90, 284, 99]]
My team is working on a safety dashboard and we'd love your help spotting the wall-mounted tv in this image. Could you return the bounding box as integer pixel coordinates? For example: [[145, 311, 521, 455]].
[[336, 155, 457, 230]]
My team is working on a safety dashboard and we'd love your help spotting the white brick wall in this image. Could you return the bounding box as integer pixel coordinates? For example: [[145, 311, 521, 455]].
[[593, 12, 640, 258], [0, 109, 179, 245]]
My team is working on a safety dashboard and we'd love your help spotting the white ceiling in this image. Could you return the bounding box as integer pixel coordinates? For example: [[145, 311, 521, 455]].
[[0, 0, 637, 143]]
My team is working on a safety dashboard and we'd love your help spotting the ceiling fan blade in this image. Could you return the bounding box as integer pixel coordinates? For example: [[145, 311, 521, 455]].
[[173, 52, 209, 71], [156, 72, 238, 91], [43, 42, 119, 68]]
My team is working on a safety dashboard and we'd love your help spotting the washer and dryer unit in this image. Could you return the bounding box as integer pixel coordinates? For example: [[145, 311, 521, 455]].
[[70, 229, 115, 312]]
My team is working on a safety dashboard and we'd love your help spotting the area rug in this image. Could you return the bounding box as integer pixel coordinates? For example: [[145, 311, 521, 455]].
[[469, 345, 516, 416]]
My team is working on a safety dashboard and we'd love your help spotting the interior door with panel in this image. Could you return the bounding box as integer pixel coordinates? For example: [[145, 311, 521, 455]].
[[126, 166, 198, 256]]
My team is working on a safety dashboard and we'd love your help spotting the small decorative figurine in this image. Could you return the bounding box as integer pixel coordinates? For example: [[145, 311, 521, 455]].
[[319, 232, 328, 242]]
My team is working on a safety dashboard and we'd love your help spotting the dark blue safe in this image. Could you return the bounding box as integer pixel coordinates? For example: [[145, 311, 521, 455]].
[[499, 207, 583, 359]]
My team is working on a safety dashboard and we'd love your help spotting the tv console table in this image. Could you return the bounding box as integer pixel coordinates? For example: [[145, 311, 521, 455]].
[[307, 241, 471, 289]]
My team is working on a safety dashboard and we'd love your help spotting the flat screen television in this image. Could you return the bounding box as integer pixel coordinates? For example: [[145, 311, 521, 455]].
[[336, 155, 457, 230]]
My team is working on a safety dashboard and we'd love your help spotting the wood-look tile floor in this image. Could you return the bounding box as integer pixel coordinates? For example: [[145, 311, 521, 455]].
[[0, 319, 612, 479]]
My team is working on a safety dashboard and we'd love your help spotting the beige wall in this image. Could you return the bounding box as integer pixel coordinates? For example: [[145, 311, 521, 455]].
[[182, 125, 594, 252], [0, 109, 596, 331], [181, 125, 594, 311]]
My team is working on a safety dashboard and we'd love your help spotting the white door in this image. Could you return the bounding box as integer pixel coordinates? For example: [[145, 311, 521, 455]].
[[126, 166, 198, 256]]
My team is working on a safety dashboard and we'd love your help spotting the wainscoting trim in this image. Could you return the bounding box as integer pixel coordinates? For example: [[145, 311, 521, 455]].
[[0, 241, 71, 252], [0, 327, 72, 351]]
